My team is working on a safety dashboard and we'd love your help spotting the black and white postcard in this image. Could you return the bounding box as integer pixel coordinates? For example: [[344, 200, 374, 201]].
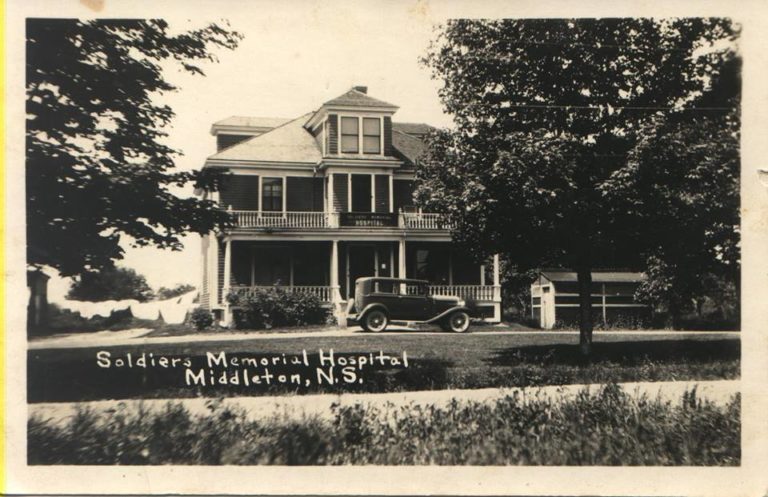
[[4, 0, 768, 495]]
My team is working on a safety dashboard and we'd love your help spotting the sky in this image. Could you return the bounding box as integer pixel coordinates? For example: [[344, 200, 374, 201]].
[[48, 1, 456, 301]]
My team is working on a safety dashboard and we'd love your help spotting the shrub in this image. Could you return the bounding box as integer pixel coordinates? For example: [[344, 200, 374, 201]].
[[227, 288, 329, 330], [189, 307, 213, 331], [28, 387, 740, 465]]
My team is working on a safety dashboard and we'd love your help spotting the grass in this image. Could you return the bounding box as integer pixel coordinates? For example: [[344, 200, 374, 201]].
[[28, 384, 740, 465], [28, 333, 739, 403]]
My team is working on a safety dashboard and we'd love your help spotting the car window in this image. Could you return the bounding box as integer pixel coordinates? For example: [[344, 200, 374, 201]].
[[405, 284, 428, 296], [373, 281, 396, 294]]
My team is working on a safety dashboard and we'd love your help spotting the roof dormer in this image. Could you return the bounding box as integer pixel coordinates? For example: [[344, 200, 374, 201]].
[[305, 86, 398, 159]]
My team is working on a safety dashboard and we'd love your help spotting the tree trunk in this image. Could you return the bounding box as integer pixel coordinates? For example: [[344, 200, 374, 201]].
[[576, 265, 593, 356]]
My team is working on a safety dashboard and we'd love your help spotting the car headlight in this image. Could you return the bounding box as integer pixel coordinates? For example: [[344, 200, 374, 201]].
[[457, 299, 466, 307]]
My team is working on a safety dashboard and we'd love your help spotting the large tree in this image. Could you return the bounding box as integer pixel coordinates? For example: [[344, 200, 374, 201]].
[[67, 266, 154, 302], [26, 19, 241, 277], [418, 18, 739, 353]]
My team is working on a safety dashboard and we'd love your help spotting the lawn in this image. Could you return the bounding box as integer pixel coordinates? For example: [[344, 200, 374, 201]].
[[28, 384, 740, 465], [28, 332, 739, 403]]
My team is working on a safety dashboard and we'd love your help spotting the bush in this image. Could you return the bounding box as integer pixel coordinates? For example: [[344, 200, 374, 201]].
[[227, 288, 329, 330], [189, 308, 213, 331], [28, 386, 740, 465]]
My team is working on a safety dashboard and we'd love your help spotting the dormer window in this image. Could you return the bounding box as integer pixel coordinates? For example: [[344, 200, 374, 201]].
[[363, 118, 381, 154], [339, 116, 382, 155], [341, 117, 359, 153]]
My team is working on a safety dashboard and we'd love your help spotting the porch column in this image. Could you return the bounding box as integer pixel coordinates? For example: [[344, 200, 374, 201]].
[[492, 253, 501, 322], [330, 240, 341, 304], [223, 238, 233, 325], [398, 239, 406, 278]]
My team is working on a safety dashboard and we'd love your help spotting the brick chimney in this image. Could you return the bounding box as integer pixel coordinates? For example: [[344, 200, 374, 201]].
[[353, 85, 368, 94]]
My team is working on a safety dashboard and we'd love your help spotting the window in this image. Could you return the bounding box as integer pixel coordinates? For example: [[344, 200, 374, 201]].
[[262, 178, 283, 212], [363, 118, 381, 154], [340, 116, 382, 154], [341, 117, 359, 153]]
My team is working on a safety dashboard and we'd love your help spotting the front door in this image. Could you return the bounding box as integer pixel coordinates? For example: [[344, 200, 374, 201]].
[[347, 245, 376, 298]]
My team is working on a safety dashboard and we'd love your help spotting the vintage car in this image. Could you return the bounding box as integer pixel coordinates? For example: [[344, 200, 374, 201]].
[[345, 277, 472, 333]]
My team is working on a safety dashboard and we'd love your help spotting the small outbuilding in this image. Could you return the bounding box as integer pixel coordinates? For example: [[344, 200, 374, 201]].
[[531, 270, 649, 329]]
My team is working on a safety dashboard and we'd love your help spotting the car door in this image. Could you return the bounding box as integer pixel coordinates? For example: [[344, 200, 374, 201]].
[[395, 284, 430, 320]]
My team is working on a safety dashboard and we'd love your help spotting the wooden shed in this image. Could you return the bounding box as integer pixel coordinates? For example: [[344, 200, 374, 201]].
[[531, 270, 649, 329]]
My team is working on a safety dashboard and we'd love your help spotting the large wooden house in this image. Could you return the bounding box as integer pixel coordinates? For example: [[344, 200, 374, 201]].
[[198, 86, 501, 325]]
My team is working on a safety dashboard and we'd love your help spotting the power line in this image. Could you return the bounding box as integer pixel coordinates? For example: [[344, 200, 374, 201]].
[[493, 103, 734, 111]]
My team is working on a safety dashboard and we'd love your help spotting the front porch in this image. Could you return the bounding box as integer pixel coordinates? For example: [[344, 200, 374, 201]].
[[208, 239, 501, 323]]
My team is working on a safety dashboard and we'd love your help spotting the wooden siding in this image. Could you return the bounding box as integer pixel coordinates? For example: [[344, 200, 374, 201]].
[[383, 116, 393, 156], [287, 177, 324, 212], [220, 175, 259, 210], [217, 238, 225, 305], [333, 173, 348, 212], [327, 114, 338, 155], [375, 175, 389, 213], [393, 179, 415, 212]]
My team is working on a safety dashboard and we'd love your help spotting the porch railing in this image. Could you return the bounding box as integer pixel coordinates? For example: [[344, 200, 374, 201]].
[[231, 211, 330, 229], [400, 212, 454, 230], [229, 285, 333, 302], [429, 285, 496, 301]]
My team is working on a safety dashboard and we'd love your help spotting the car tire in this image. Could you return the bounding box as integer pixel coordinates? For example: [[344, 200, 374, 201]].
[[364, 309, 388, 333], [447, 311, 470, 333]]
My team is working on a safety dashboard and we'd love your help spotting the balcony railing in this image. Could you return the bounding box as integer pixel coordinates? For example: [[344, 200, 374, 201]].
[[229, 285, 333, 302], [400, 212, 454, 230], [231, 211, 330, 229], [227, 210, 453, 231]]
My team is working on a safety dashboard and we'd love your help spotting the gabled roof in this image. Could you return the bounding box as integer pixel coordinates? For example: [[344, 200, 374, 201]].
[[540, 271, 646, 283], [208, 113, 321, 164], [323, 88, 398, 109]]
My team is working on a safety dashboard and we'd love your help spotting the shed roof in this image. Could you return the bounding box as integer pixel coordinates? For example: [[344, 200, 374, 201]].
[[540, 271, 646, 283]]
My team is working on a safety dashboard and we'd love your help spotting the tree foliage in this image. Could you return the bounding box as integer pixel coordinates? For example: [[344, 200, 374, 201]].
[[418, 18, 739, 346], [67, 266, 154, 302], [26, 19, 242, 277], [155, 283, 196, 301]]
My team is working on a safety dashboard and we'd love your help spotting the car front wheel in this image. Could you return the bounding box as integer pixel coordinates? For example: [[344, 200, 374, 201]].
[[364, 309, 388, 333], [447, 311, 470, 333]]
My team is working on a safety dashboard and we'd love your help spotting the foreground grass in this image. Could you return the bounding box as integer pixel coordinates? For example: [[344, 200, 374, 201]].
[[28, 333, 740, 403], [28, 384, 740, 465]]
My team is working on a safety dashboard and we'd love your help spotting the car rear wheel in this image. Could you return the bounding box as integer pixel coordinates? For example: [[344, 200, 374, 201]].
[[447, 311, 470, 333], [364, 309, 388, 333]]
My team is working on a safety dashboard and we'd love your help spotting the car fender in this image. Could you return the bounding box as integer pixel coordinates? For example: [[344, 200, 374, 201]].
[[423, 306, 472, 324], [355, 303, 390, 321]]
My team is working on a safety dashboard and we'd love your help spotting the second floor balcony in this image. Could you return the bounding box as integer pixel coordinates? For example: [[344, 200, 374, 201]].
[[227, 209, 453, 231]]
